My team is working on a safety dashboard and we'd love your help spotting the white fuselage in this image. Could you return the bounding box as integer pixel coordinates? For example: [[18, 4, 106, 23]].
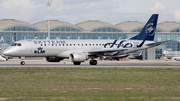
[[3, 39, 154, 58]]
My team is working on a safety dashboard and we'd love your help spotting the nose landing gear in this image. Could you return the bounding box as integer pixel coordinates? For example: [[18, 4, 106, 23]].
[[19, 57, 25, 65]]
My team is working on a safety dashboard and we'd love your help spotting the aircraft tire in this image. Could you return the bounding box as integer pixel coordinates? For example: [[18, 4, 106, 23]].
[[90, 60, 97, 65], [21, 61, 25, 65], [73, 62, 81, 65]]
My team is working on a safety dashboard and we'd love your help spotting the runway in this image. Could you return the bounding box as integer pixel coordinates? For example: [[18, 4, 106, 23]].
[[0, 59, 180, 68]]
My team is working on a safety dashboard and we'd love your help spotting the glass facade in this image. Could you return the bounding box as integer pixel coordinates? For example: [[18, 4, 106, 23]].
[[171, 28, 180, 32], [50, 26, 82, 32], [91, 27, 123, 32], [1, 23, 180, 60], [132, 28, 162, 32], [3, 26, 39, 31]]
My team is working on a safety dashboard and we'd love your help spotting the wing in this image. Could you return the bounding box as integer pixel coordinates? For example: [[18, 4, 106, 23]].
[[145, 40, 172, 47], [87, 47, 147, 56], [87, 40, 172, 56], [88, 48, 129, 53]]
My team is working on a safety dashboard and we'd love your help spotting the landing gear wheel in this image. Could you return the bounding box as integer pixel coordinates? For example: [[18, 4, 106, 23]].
[[21, 61, 25, 65], [73, 62, 81, 65], [89, 60, 97, 65]]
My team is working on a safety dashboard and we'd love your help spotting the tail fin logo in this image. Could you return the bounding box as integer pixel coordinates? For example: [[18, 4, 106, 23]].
[[145, 23, 155, 36]]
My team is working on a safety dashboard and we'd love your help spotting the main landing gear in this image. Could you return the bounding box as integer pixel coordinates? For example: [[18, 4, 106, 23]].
[[21, 61, 25, 65], [73, 60, 97, 65], [89, 60, 97, 65]]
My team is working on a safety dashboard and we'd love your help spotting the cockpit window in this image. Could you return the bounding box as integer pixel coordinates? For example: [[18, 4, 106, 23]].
[[11, 43, 21, 46], [17, 43, 21, 46], [11, 43, 17, 46]]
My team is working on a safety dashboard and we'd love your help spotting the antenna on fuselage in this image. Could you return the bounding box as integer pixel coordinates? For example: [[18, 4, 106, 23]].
[[47, 0, 52, 39]]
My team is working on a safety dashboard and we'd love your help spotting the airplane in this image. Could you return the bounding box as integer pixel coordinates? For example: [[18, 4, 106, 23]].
[[2, 14, 170, 65]]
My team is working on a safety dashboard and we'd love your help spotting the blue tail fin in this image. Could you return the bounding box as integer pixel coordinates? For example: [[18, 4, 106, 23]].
[[130, 14, 158, 41]]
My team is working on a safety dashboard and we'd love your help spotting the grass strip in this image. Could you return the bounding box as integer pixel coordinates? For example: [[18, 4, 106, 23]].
[[0, 67, 180, 101]]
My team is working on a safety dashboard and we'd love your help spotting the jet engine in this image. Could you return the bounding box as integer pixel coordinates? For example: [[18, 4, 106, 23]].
[[46, 57, 64, 62], [69, 53, 88, 62]]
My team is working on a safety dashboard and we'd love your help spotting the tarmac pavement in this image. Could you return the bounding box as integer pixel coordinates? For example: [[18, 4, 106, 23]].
[[0, 59, 180, 68]]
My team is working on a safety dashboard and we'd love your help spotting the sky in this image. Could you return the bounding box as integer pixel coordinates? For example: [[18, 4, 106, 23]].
[[0, 0, 180, 24]]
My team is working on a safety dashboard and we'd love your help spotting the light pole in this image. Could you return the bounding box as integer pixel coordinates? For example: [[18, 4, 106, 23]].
[[47, 0, 52, 39]]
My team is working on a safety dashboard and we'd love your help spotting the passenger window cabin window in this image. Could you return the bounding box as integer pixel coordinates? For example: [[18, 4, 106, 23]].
[[41, 44, 42, 46], [63, 44, 64, 46], [89, 44, 91, 46], [82, 44, 83, 46], [70, 44, 72, 46], [86, 44, 87, 46], [74, 44, 75, 46], [78, 44, 80, 46], [52, 44, 53, 46], [44, 44, 46, 46], [59, 44, 61, 46], [66, 44, 68, 46]]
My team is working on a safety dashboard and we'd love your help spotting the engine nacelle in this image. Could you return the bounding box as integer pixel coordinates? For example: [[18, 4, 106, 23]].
[[46, 57, 64, 62], [70, 53, 88, 62]]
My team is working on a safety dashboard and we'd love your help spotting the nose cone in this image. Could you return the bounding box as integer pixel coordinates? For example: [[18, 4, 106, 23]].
[[3, 49, 12, 56]]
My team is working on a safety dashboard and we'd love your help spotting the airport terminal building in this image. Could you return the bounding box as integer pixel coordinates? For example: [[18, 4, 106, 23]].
[[0, 19, 180, 60]]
